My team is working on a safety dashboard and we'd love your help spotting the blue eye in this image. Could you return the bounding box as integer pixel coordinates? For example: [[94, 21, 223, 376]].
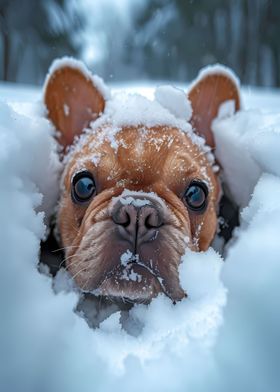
[[72, 172, 96, 203], [184, 181, 208, 211]]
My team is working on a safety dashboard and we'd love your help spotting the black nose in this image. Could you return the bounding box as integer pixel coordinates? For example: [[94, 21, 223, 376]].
[[112, 200, 163, 246]]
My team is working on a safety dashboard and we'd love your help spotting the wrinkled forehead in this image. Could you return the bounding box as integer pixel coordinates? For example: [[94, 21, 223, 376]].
[[64, 125, 215, 190]]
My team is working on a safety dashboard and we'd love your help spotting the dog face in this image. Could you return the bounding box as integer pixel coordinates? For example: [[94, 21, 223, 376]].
[[44, 60, 240, 303]]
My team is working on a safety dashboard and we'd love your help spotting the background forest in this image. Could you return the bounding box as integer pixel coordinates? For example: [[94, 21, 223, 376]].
[[0, 0, 279, 86]]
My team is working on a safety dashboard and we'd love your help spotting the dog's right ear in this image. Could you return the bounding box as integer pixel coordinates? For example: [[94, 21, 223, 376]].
[[188, 66, 240, 148], [44, 59, 106, 149]]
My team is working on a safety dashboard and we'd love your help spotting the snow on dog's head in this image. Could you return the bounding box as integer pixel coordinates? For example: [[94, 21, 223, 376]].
[[43, 57, 240, 305]]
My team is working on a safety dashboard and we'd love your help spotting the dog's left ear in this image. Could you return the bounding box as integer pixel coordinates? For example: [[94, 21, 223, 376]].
[[188, 67, 240, 148], [44, 60, 106, 149]]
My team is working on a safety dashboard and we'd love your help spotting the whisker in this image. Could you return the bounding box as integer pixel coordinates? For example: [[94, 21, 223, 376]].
[[52, 245, 80, 253], [58, 253, 77, 269], [68, 222, 80, 235], [71, 266, 89, 281], [65, 256, 87, 271]]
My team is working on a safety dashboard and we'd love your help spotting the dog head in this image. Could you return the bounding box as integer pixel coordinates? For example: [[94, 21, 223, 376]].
[[44, 59, 240, 303]]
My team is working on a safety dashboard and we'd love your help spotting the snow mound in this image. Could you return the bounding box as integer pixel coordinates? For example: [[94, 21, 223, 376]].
[[64, 88, 216, 170], [96, 91, 193, 131], [155, 85, 192, 120], [0, 101, 61, 222], [213, 110, 280, 207], [77, 90, 210, 157], [1, 81, 280, 392]]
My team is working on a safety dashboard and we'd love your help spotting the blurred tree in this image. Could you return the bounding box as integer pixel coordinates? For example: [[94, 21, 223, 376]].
[[0, 0, 279, 86], [127, 0, 280, 86], [0, 0, 82, 83]]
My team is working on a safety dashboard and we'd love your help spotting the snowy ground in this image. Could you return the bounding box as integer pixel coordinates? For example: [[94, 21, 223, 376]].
[[1, 80, 280, 109], [0, 80, 280, 392]]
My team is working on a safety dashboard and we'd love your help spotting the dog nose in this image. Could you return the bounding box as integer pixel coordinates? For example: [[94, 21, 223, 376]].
[[112, 202, 163, 245]]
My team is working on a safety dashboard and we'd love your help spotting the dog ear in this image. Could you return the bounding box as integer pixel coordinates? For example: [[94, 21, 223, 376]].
[[44, 60, 106, 149], [188, 67, 240, 148]]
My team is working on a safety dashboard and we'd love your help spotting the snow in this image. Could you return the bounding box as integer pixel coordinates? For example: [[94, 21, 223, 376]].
[[114, 189, 168, 211], [217, 99, 236, 119], [0, 100, 61, 224], [63, 103, 70, 117], [120, 196, 151, 207], [90, 90, 191, 132], [0, 78, 280, 392], [54, 56, 214, 169], [120, 250, 134, 266], [213, 110, 280, 207], [121, 267, 143, 282], [155, 85, 192, 120], [84, 91, 205, 155]]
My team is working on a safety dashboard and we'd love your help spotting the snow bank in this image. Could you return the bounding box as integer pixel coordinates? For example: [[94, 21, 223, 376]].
[[0, 80, 280, 392], [213, 109, 280, 207], [214, 173, 280, 391]]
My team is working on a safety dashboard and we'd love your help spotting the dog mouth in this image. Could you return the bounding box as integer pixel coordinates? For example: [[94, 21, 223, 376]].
[[67, 229, 188, 304], [65, 192, 189, 305], [88, 255, 181, 304], [94, 263, 164, 304]]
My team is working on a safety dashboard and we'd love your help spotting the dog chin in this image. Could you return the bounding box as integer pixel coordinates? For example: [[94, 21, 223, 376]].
[[94, 264, 164, 304], [85, 264, 187, 305]]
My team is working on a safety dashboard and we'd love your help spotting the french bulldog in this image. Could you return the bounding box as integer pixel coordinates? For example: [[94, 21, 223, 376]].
[[44, 58, 240, 305]]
